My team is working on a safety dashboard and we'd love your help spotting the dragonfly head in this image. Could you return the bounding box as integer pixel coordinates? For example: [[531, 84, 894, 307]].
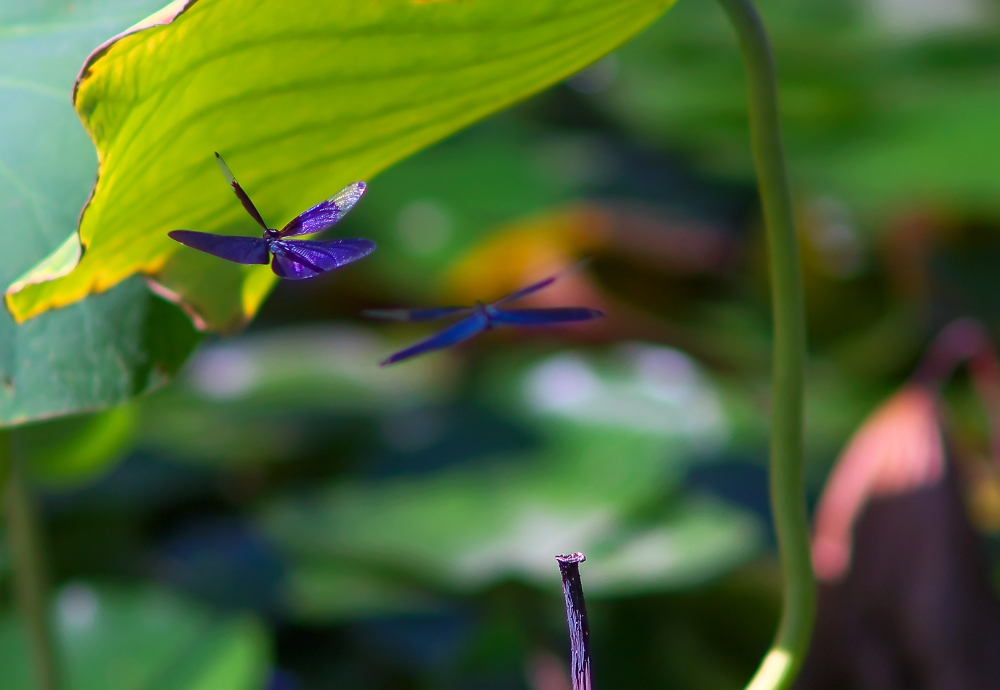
[[263, 228, 280, 240]]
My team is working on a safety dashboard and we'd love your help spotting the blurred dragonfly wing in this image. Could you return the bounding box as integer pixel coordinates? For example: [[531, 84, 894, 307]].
[[380, 311, 489, 365], [364, 306, 473, 322], [489, 307, 604, 326], [493, 259, 592, 305]]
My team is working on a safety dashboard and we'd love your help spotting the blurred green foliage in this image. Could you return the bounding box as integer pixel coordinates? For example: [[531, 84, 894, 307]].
[[20, 405, 136, 486], [607, 0, 1000, 214], [0, 583, 269, 690], [5, 0, 1000, 688]]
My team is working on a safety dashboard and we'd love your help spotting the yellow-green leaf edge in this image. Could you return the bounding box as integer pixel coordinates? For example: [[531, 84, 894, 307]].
[[5, 0, 675, 332]]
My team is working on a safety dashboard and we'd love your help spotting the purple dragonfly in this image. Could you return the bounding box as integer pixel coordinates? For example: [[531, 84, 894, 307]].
[[365, 268, 604, 365], [169, 153, 375, 279]]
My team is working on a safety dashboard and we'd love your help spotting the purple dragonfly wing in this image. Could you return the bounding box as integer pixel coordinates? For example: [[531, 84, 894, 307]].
[[215, 152, 268, 230], [270, 238, 376, 280], [380, 311, 490, 366], [363, 307, 473, 322], [489, 307, 605, 326], [279, 181, 367, 237], [270, 247, 322, 279], [168, 230, 270, 265]]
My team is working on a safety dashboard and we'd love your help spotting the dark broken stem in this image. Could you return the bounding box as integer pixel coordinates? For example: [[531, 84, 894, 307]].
[[5, 441, 61, 690], [555, 553, 591, 690]]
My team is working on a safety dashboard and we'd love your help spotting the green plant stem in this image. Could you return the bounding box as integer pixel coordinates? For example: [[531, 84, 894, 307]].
[[5, 441, 62, 690], [712, 0, 815, 688], [0, 430, 9, 516]]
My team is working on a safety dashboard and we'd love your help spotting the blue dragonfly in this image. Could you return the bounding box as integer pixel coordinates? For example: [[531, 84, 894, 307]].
[[169, 153, 375, 279], [365, 268, 604, 365]]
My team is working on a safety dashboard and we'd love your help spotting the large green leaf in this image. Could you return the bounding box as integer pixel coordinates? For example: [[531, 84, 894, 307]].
[[0, 582, 270, 690], [0, 0, 200, 426], [5, 0, 676, 331]]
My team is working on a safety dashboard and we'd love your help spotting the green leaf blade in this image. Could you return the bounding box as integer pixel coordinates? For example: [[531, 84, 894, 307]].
[[7, 0, 677, 330], [0, 0, 201, 426]]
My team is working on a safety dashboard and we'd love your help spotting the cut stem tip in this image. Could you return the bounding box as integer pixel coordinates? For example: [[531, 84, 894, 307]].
[[555, 552, 591, 690]]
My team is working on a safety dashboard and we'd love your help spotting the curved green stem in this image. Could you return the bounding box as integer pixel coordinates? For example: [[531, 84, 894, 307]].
[[712, 0, 815, 688], [5, 437, 62, 690], [0, 430, 9, 515]]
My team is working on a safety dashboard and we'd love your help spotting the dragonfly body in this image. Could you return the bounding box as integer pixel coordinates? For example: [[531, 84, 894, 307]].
[[366, 269, 603, 365], [169, 153, 375, 279], [472, 301, 501, 328]]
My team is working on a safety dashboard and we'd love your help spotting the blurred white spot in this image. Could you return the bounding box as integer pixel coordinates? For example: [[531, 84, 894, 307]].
[[620, 343, 726, 441], [604, 530, 679, 579], [455, 507, 614, 584], [397, 200, 452, 255], [525, 354, 599, 411], [188, 346, 261, 400], [582, 503, 763, 594], [807, 197, 865, 278], [524, 344, 726, 445], [628, 344, 699, 403], [58, 583, 98, 632], [567, 55, 618, 94], [869, 0, 985, 35], [535, 135, 620, 189], [178, 326, 448, 414]]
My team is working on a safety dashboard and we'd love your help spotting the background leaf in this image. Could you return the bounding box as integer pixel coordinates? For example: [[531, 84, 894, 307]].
[[139, 325, 455, 465], [0, 583, 270, 690], [0, 0, 201, 426], [259, 345, 761, 599], [6, 0, 677, 331], [603, 0, 1000, 215], [20, 404, 137, 485]]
